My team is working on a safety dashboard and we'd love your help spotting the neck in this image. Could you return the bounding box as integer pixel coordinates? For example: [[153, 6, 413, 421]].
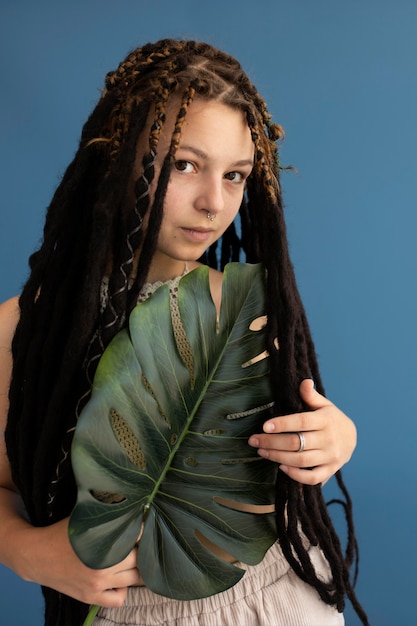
[[145, 258, 189, 284]]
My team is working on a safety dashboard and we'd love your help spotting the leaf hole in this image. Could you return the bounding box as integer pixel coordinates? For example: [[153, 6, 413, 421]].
[[194, 530, 238, 563], [249, 315, 267, 331], [184, 457, 198, 467], [241, 350, 269, 368], [221, 456, 261, 465], [226, 402, 274, 420], [214, 496, 275, 513], [170, 433, 178, 445], [110, 408, 147, 470], [91, 490, 126, 504], [203, 428, 225, 436], [241, 338, 279, 368]]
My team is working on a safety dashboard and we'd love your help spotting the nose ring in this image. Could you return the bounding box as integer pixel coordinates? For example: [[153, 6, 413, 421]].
[[206, 211, 216, 221]]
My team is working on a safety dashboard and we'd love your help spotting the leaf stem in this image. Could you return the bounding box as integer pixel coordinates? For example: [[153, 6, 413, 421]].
[[83, 604, 100, 626]]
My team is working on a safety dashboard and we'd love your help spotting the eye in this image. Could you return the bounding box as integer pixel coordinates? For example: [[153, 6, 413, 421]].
[[174, 160, 194, 173], [224, 171, 245, 183]]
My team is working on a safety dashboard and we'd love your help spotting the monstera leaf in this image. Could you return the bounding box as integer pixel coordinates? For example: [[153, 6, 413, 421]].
[[69, 262, 277, 600]]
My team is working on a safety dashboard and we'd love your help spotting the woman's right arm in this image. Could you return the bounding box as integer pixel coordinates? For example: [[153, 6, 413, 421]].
[[0, 297, 141, 607]]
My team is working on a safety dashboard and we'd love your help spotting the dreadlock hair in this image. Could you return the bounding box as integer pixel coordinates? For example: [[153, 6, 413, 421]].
[[5, 38, 368, 625]]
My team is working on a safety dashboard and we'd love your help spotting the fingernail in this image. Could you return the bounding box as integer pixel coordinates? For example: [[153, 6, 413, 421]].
[[264, 422, 275, 433], [248, 436, 259, 447]]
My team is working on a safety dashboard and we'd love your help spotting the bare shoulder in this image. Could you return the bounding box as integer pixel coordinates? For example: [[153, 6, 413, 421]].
[[0, 297, 20, 489], [0, 296, 20, 397], [0, 296, 20, 345]]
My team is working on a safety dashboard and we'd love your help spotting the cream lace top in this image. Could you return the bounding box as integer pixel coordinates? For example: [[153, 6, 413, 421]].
[[100, 264, 189, 311]]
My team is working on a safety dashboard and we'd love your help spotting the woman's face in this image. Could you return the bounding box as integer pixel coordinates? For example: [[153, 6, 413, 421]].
[[142, 98, 254, 281]]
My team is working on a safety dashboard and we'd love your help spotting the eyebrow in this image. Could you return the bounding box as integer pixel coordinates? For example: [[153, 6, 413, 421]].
[[178, 144, 254, 167]]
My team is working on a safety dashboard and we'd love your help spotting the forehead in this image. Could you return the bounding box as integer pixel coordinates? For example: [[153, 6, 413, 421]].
[[162, 98, 254, 160]]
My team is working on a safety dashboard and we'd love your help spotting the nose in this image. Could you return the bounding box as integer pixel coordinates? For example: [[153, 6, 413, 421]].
[[195, 174, 225, 217]]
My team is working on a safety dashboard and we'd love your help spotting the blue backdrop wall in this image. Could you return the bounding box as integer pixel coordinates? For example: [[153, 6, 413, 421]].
[[1, 2, 416, 625]]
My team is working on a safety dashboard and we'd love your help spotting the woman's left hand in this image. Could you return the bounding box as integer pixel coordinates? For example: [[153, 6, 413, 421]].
[[248, 379, 357, 485]]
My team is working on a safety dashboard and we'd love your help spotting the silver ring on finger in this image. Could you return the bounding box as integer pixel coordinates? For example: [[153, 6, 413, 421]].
[[297, 432, 306, 453]]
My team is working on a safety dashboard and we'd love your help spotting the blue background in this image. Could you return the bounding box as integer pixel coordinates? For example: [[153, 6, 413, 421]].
[[1, 2, 416, 624]]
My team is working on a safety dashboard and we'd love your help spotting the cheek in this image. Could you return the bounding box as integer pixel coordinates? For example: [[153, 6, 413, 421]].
[[163, 182, 184, 217], [226, 191, 244, 221]]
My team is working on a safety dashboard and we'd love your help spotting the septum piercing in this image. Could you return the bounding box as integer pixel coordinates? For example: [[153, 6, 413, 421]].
[[206, 211, 216, 221]]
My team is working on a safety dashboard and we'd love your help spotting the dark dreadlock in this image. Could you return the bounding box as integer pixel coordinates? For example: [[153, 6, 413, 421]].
[[5, 38, 368, 625]]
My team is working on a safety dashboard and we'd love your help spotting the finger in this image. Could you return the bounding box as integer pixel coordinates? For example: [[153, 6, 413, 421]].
[[260, 391, 333, 436], [118, 545, 139, 569], [113, 546, 142, 582], [298, 378, 332, 410], [111, 566, 142, 589], [95, 546, 141, 592], [257, 445, 325, 468], [250, 430, 319, 453], [249, 409, 326, 442], [98, 586, 128, 608], [258, 413, 319, 435], [279, 463, 332, 486], [257, 379, 332, 436]]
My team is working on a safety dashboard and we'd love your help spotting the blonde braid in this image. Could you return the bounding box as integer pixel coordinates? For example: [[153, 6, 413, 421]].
[[90, 42, 184, 161], [104, 44, 176, 93], [148, 70, 179, 152], [246, 109, 281, 201], [169, 80, 200, 155]]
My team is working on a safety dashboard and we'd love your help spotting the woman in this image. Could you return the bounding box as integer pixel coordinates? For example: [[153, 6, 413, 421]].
[[0, 39, 368, 625]]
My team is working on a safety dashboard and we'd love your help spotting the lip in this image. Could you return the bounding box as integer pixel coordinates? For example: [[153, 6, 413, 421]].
[[181, 226, 214, 243]]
